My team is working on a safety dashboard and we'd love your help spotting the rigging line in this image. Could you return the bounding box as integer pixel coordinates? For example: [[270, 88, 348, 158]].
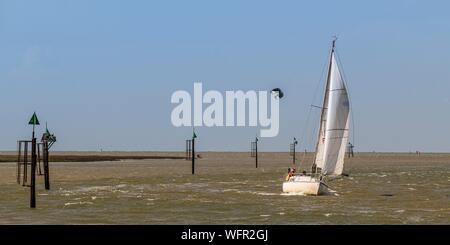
[[334, 48, 356, 148], [298, 47, 330, 163]]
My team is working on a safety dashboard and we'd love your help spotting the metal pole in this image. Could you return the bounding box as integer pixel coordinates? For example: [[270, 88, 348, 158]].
[[293, 142, 296, 165], [255, 139, 258, 168], [191, 138, 195, 175], [30, 137, 36, 208]]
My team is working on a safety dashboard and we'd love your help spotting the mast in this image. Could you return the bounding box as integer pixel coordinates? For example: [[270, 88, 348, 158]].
[[312, 38, 336, 173]]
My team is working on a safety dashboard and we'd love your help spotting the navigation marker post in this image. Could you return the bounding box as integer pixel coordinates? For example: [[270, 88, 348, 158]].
[[192, 131, 197, 175], [347, 142, 354, 158], [290, 138, 298, 165], [17, 114, 56, 208], [42, 123, 56, 190], [28, 112, 40, 208], [251, 137, 258, 168]]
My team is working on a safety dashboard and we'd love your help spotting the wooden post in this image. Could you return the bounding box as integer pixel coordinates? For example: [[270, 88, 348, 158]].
[[43, 141, 50, 190], [17, 141, 22, 184], [23, 142, 28, 186], [191, 138, 195, 175], [37, 143, 42, 175], [30, 137, 36, 208]]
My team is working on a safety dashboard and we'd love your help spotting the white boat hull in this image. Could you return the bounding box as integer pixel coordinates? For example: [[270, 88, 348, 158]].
[[282, 176, 328, 195]]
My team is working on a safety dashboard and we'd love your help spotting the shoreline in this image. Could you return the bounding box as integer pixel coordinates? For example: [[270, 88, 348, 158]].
[[1, 151, 450, 163]]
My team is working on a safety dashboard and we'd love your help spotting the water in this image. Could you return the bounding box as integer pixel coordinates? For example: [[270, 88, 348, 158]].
[[0, 152, 449, 224]]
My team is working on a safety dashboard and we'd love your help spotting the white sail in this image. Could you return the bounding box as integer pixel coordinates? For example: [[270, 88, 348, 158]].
[[321, 52, 350, 175], [314, 121, 326, 169], [313, 79, 329, 170]]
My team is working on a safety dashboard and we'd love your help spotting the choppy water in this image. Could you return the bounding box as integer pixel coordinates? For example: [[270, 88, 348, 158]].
[[0, 153, 449, 224]]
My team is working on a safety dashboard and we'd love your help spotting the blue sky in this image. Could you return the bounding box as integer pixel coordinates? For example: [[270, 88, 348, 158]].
[[0, 0, 449, 152]]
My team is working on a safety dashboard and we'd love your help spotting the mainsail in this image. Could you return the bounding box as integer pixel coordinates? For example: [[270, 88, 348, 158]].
[[314, 41, 350, 176]]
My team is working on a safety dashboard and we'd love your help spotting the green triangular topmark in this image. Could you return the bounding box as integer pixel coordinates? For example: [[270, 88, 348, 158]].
[[28, 112, 40, 125], [193, 132, 197, 139]]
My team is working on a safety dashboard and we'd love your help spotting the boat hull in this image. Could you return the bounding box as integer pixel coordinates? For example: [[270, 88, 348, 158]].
[[282, 177, 328, 195]]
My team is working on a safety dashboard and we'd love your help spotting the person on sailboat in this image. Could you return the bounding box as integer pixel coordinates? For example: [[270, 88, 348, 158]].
[[286, 168, 296, 181], [288, 168, 294, 176], [286, 168, 291, 181]]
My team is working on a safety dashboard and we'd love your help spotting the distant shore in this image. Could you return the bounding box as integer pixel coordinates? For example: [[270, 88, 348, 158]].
[[1, 151, 449, 163], [0, 151, 185, 162]]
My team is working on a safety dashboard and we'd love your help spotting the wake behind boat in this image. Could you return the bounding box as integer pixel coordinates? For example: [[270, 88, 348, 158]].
[[283, 38, 351, 195]]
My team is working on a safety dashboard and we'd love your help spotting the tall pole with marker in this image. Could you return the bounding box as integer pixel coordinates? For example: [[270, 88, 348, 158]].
[[251, 137, 258, 168], [28, 112, 39, 208], [43, 123, 50, 190], [255, 137, 258, 168], [192, 129, 197, 175], [293, 137, 298, 165]]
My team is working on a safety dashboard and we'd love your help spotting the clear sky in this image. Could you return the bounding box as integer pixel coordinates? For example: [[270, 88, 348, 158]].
[[1, 0, 449, 152]]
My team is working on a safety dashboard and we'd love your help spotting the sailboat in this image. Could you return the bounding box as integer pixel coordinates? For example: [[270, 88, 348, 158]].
[[282, 39, 351, 195]]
